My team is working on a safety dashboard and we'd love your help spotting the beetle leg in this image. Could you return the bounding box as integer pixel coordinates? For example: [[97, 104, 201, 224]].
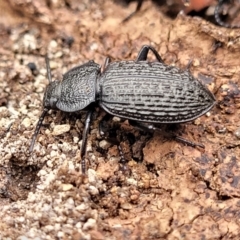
[[103, 57, 111, 71], [174, 135, 205, 149], [136, 45, 164, 63], [99, 115, 120, 144], [128, 119, 156, 132], [129, 120, 205, 149], [122, 0, 144, 23], [99, 115, 128, 170], [29, 108, 49, 153], [81, 109, 94, 174]]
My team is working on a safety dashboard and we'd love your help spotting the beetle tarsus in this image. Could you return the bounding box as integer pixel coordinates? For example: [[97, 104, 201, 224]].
[[29, 108, 48, 153], [122, 0, 143, 23], [175, 135, 205, 149], [81, 109, 94, 174]]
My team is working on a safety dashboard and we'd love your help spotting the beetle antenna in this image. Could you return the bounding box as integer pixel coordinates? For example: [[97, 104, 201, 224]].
[[29, 108, 48, 152], [45, 55, 52, 83]]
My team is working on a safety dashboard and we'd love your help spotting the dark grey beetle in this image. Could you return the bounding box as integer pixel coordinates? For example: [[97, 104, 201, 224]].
[[30, 45, 216, 173]]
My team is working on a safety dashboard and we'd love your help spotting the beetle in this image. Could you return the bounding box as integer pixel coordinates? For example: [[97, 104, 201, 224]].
[[30, 45, 216, 174]]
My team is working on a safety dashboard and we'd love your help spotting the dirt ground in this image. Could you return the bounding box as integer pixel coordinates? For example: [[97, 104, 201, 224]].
[[0, 0, 240, 239]]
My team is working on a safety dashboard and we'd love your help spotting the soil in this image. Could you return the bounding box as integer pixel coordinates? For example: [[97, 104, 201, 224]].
[[0, 0, 240, 239]]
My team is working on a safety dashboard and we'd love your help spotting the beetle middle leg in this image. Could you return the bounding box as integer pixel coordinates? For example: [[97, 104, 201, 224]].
[[99, 115, 132, 172], [128, 120, 205, 149]]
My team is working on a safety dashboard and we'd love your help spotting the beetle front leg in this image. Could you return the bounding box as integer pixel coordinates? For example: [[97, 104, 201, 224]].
[[136, 45, 164, 63], [81, 109, 94, 174], [29, 108, 49, 153]]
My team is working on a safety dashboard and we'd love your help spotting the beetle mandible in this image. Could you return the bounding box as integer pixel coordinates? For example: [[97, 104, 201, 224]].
[[30, 45, 216, 174]]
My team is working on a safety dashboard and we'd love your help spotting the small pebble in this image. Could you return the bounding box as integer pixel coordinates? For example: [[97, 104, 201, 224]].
[[76, 203, 88, 212], [88, 169, 97, 184], [52, 124, 70, 136], [61, 184, 74, 191], [38, 169, 47, 176], [21, 117, 31, 128], [99, 140, 111, 150], [0, 106, 10, 117], [49, 61, 59, 69], [83, 218, 96, 230], [234, 127, 240, 139], [49, 40, 58, 50], [121, 202, 133, 210], [27, 62, 37, 75], [88, 186, 99, 195]]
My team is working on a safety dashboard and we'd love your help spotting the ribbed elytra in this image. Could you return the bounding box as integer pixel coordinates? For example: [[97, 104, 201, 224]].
[[30, 45, 216, 174], [99, 61, 215, 123]]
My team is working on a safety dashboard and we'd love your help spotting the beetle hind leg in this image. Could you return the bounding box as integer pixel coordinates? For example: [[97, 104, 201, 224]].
[[136, 45, 164, 63], [174, 135, 205, 149], [122, 0, 144, 23], [103, 57, 111, 71], [128, 120, 205, 149]]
